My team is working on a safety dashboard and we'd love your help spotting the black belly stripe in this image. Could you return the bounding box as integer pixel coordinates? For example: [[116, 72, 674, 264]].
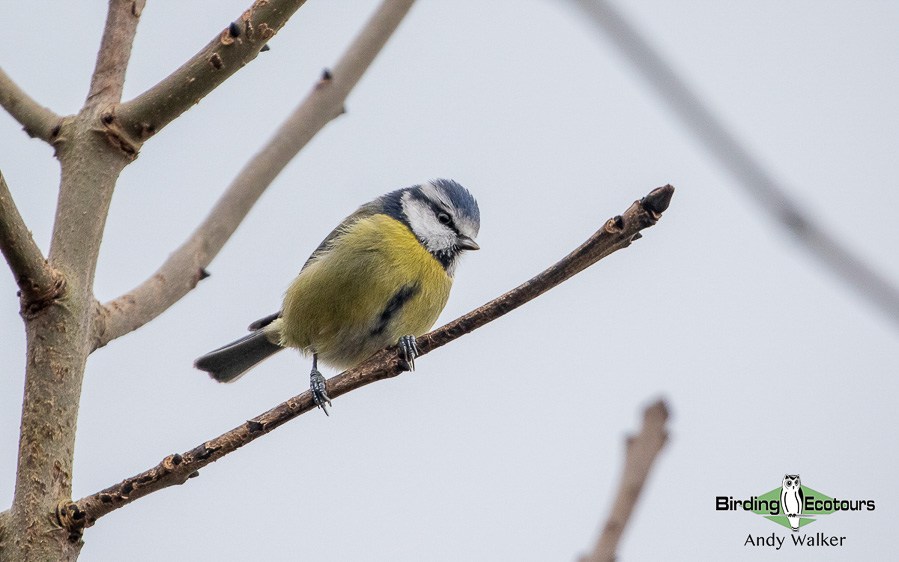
[[370, 283, 420, 336]]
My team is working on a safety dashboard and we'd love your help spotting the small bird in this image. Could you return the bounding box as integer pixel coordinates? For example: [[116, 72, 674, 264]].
[[195, 179, 480, 414]]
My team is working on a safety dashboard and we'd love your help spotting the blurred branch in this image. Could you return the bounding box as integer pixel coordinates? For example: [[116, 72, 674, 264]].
[[111, 0, 311, 146], [0, 66, 62, 142], [0, 170, 66, 313], [91, 0, 417, 352], [61, 185, 674, 532], [580, 399, 669, 562], [572, 0, 899, 327]]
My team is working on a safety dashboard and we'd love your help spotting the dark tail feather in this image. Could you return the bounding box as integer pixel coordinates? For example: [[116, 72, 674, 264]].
[[195, 330, 283, 383]]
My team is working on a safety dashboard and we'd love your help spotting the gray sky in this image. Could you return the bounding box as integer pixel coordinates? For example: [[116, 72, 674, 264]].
[[2, 1, 898, 560]]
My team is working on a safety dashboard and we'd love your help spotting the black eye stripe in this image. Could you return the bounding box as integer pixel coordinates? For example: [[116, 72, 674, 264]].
[[428, 202, 458, 229]]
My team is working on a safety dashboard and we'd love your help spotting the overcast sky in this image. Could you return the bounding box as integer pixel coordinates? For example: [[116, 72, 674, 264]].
[[2, 1, 898, 560]]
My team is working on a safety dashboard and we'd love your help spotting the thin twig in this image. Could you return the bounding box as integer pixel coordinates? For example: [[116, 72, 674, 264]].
[[0, 66, 62, 142], [580, 399, 669, 562], [59, 185, 674, 532], [571, 0, 899, 327], [91, 0, 417, 351], [0, 170, 65, 313], [112, 0, 311, 145]]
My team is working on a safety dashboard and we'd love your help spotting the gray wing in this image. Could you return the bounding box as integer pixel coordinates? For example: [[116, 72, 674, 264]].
[[300, 201, 382, 271]]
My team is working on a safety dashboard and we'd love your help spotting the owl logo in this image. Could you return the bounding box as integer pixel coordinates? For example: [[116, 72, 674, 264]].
[[781, 474, 803, 531]]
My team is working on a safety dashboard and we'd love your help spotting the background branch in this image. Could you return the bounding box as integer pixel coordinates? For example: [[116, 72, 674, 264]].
[[91, 0, 417, 351], [0, 66, 61, 142], [571, 0, 899, 327], [0, 170, 65, 312], [580, 399, 669, 562], [113, 0, 312, 145], [62, 185, 674, 532]]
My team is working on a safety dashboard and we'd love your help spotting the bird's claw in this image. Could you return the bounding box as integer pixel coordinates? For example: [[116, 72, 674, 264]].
[[398, 335, 419, 371], [310, 369, 331, 416]]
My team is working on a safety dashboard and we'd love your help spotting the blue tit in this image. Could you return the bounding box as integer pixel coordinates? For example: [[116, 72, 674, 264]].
[[194, 179, 480, 414]]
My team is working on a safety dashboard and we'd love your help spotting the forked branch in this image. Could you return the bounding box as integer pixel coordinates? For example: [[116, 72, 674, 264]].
[[60, 185, 674, 532], [91, 0, 417, 351], [112, 0, 312, 145]]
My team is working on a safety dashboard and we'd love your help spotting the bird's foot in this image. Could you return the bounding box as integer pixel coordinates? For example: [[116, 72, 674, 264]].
[[310, 368, 332, 416], [398, 335, 419, 371]]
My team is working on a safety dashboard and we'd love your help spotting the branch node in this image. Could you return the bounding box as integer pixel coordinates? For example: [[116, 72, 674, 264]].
[[229, 21, 242, 38], [97, 107, 141, 159], [194, 442, 218, 461], [197, 267, 211, 282], [55, 501, 86, 534], [315, 69, 333, 91], [609, 215, 624, 232], [20, 272, 67, 319], [162, 453, 183, 471], [257, 22, 275, 42], [208, 53, 224, 71]]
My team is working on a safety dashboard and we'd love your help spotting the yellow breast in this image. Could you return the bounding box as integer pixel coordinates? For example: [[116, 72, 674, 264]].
[[279, 214, 453, 369]]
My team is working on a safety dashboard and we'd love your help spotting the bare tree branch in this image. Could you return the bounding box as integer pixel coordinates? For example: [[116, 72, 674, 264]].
[[580, 399, 669, 562], [0, 170, 66, 313], [571, 0, 899, 327], [86, 0, 146, 110], [0, 66, 62, 142], [59, 185, 674, 532], [91, 0, 418, 351], [5, 5, 151, 556], [111, 0, 311, 146]]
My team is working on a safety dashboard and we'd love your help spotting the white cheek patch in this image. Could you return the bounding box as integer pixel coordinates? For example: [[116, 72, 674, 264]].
[[401, 193, 456, 253]]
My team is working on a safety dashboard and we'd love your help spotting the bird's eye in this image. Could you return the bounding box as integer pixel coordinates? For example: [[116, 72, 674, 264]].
[[437, 212, 452, 225]]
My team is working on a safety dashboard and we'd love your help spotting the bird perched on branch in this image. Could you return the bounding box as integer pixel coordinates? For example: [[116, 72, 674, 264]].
[[194, 179, 481, 415]]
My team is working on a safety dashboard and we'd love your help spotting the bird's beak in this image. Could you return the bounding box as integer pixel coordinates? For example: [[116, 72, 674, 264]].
[[457, 236, 480, 251]]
